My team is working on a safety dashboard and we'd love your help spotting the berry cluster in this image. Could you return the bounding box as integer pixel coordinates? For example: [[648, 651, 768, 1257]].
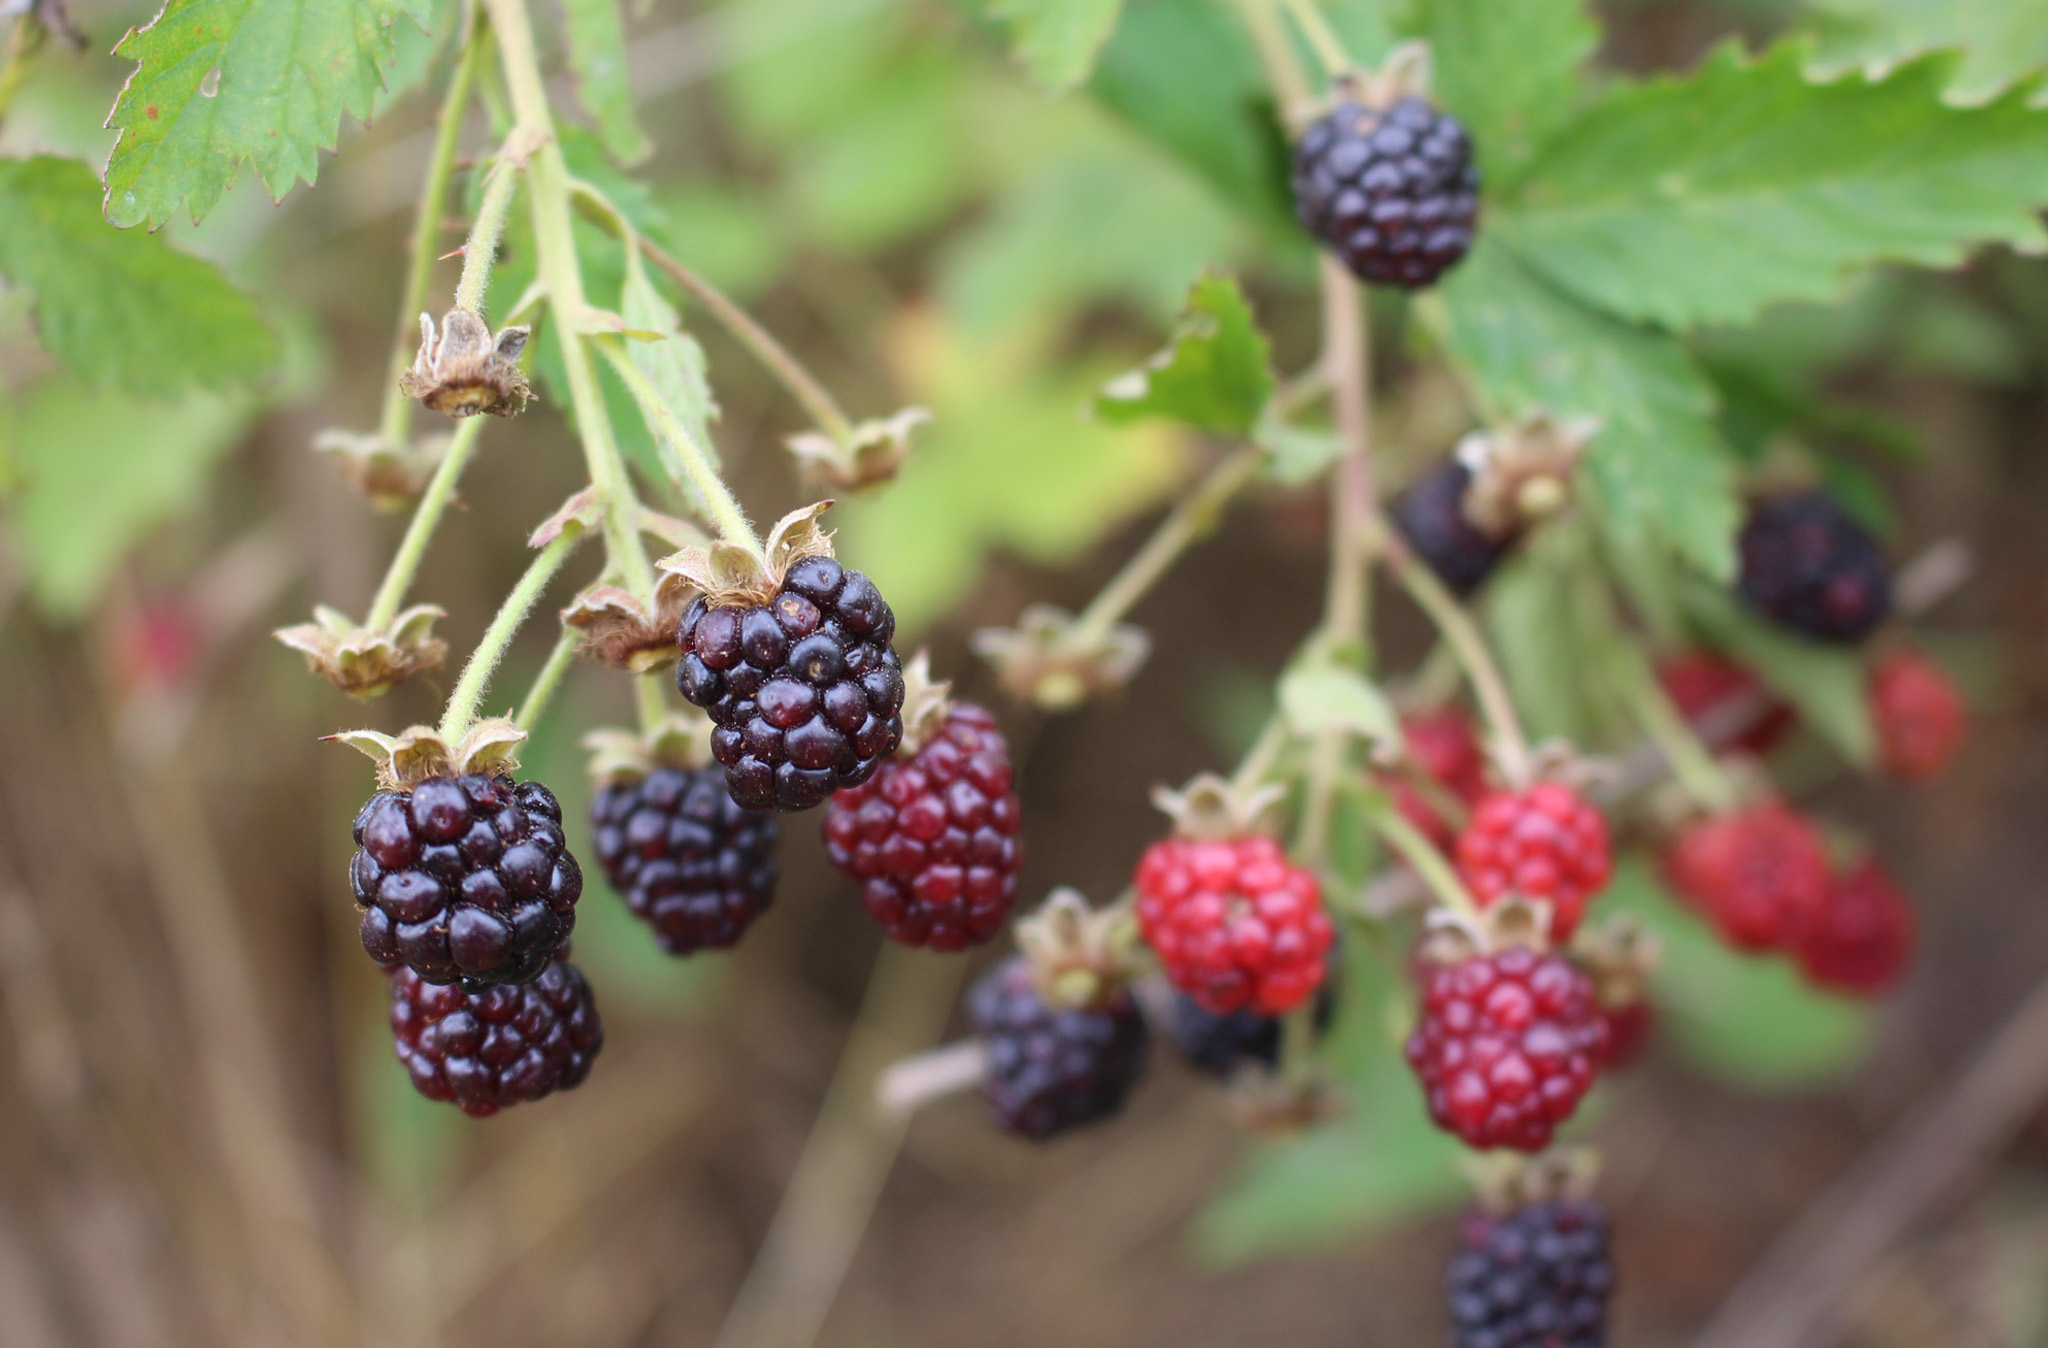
[[1447, 1198, 1615, 1348], [390, 957, 603, 1118], [1136, 834, 1334, 1016], [1292, 94, 1480, 288], [590, 765, 779, 955], [1454, 783, 1612, 942], [969, 956, 1148, 1140]]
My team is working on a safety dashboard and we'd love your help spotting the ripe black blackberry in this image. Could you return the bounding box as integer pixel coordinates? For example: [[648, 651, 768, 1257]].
[[1447, 1199, 1614, 1348], [1737, 490, 1891, 644], [1167, 979, 1337, 1077], [591, 765, 779, 955], [1292, 93, 1479, 288], [677, 554, 905, 811], [1392, 458, 1513, 598], [352, 773, 581, 987], [969, 955, 1148, 1140], [390, 955, 604, 1117]]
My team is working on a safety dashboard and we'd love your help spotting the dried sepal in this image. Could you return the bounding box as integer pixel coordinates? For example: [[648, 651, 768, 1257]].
[[1463, 1147, 1602, 1213], [1014, 888, 1145, 1011], [1151, 772, 1286, 841], [1570, 914, 1663, 1009], [399, 307, 533, 419], [786, 407, 930, 494], [326, 718, 527, 791], [655, 500, 835, 610], [582, 712, 715, 785], [896, 651, 954, 756], [1419, 894, 1554, 965], [1224, 1071, 1344, 1137], [970, 603, 1152, 711], [1328, 39, 1433, 111], [530, 487, 601, 548], [274, 604, 447, 698], [312, 429, 446, 511], [1458, 411, 1599, 538], [561, 585, 684, 672]]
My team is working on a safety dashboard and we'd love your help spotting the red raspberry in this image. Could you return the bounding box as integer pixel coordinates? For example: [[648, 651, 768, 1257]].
[[1659, 652, 1796, 756], [1404, 945, 1607, 1151], [1453, 783, 1611, 941], [1597, 998, 1655, 1071], [1391, 709, 1490, 849], [1795, 860, 1915, 996], [1870, 651, 1966, 784], [1663, 801, 1830, 952], [822, 703, 1022, 950], [1136, 834, 1333, 1016]]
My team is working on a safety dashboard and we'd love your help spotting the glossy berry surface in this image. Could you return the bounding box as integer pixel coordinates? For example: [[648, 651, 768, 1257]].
[[676, 556, 905, 811], [1391, 708, 1491, 849], [1796, 861, 1915, 996], [1405, 946, 1608, 1152], [351, 774, 581, 987], [1870, 651, 1967, 783], [1136, 834, 1334, 1017], [1658, 652, 1796, 757], [1292, 95, 1480, 288], [969, 956, 1147, 1140], [1447, 1199, 1614, 1348], [822, 702, 1021, 950], [590, 766, 778, 955], [1664, 801, 1831, 953], [390, 956, 603, 1117], [1737, 491, 1891, 644], [1454, 783, 1612, 942], [1391, 459, 1513, 599]]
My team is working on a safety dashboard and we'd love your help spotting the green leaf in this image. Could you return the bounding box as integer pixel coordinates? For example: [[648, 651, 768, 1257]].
[[619, 253, 721, 513], [1255, 409, 1339, 485], [989, 0, 1129, 92], [1484, 555, 1601, 745], [1096, 270, 1274, 433], [784, 56, 976, 251], [0, 156, 277, 395], [104, 0, 435, 228], [558, 0, 651, 165], [1408, 0, 1597, 184], [1807, 0, 2048, 104], [1276, 661, 1399, 747], [1681, 579, 1877, 766], [1429, 238, 1741, 578], [1497, 43, 2048, 330]]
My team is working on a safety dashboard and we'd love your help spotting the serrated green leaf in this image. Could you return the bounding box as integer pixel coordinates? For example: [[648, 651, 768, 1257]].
[[990, 0, 1129, 92], [104, 0, 435, 228], [1430, 238, 1741, 578], [1681, 578, 1878, 766], [1276, 661, 1399, 746], [1483, 555, 1601, 744], [1497, 43, 2048, 330], [1807, 0, 2048, 104], [558, 0, 651, 166], [1408, 0, 1597, 184], [0, 156, 276, 395], [1096, 270, 1274, 433]]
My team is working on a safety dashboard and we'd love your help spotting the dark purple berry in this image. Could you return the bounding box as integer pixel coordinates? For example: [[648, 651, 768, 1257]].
[[1737, 490, 1892, 644], [1447, 1199, 1615, 1348], [1292, 94, 1480, 289], [1391, 458, 1513, 598], [390, 955, 604, 1117], [1166, 978, 1336, 1077], [968, 956, 1147, 1140], [350, 775, 581, 987], [590, 766, 779, 955]]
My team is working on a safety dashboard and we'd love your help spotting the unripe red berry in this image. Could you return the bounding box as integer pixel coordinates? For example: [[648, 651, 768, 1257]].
[[1664, 801, 1830, 952], [1136, 835, 1334, 1017], [1870, 651, 1966, 784], [1796, 860, 1915, 996], [1454, 783, 1612, 942]]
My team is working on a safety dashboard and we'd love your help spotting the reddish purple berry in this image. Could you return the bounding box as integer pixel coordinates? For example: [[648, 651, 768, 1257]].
[[390, 956, 604, 1117], [590, 766, 778, 955]]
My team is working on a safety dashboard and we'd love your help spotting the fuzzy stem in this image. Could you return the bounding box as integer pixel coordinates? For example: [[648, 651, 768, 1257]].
[[452, 146, 522, 317], [513, 625, 579, 733], [378, 11, 485, 448], [363, 415, 487, 630], [1368, 799, 1481, 921], [1389, 546, 1533, 787], [637, 238, 857, 446], [1279, 0, 1352, 79], [1608, 646, 1740, 813], [1068, 441, 1269, 651], [594, 334, 758, 548], [1230, 714, 1291, 795], [1234, 0, 1313, 116], [633, 668, 669, 732], [438, 525, 585, 741]]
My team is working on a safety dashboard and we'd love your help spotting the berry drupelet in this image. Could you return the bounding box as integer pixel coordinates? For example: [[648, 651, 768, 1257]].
[[823, 700, 1022, 950], [969, 955, 1148, 1140], [1292, 93, 1480, 288], [1136, 834, 1334, 1017], [1663, 801, 1830, 953], [1796, 860, 1915, 996], [1454, 783, 1612, 943], [1391, 459, 1515, 599], [677, 553, 905, 812], [352, 773, 581, 987], [590, 765, 778, 955], [390, 956, 604, 1117], [1447, 1198, 1615, 1348], [1737, 491, 1892, 644]]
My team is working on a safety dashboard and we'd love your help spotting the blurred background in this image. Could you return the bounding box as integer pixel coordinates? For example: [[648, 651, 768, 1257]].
[[4, 0, 2048, 1344]]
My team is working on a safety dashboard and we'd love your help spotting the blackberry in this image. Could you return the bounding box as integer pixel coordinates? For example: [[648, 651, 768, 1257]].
[[969, 955, 1148, 1140], [590, 766, 778, 955], [1447, 1199, 1614, 1348], [1737, 491, 1892, 644], [1168, 979, 1335, 1077], [1392, 459, 1513, 599], [351, 774, 581, 987], [1293, 93, 1479, 288], [677, 556, 905, 811], [390, 956, 604, 1117], [822, 702, 1022, 950]]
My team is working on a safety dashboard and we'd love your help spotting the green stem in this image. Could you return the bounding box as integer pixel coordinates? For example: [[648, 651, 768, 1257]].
[[638, 238, 857, 446], [595, 334, 758, 548], [1608, 645, 1740, 813], [634, 669, 669, 732], [1279, 1001, 1319, 1089], [453, 144, 522, 317], [1230, 714, 1291, 794], [513, 625, 579, 732], [439, 524, 585, 741], [1390, 546, 1533, 787], [364, 415, 487, 630], [1368, 798, 1481, 921], [1068, 441, 1269, 650], [1279, 0, 1352, 79], [378, 10, 486, 447], [1234, 0, 1312, 115]]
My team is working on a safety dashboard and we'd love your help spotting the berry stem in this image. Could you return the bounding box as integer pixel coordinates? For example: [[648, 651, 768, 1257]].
[[1279, 999, 1320, 1088], [638, 238, 860, 449], [594, 333, 759, 549], [633, 667, 669, 733], [1234, 0, 1314, 118], [438, 522, 586, 742], [1389, 545, 1534, 787], [451, 140, 522, 317], [377, 7, 486, 449], [1606, 644, 1741, 813], [1230, 713, 1292, 794], [1067, 440, 1270, 651], [1366, 793, 1482, 921], [363, 414, 487, 631], [512, 624, 579, 732], [1279, 0, 1353, 82]]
